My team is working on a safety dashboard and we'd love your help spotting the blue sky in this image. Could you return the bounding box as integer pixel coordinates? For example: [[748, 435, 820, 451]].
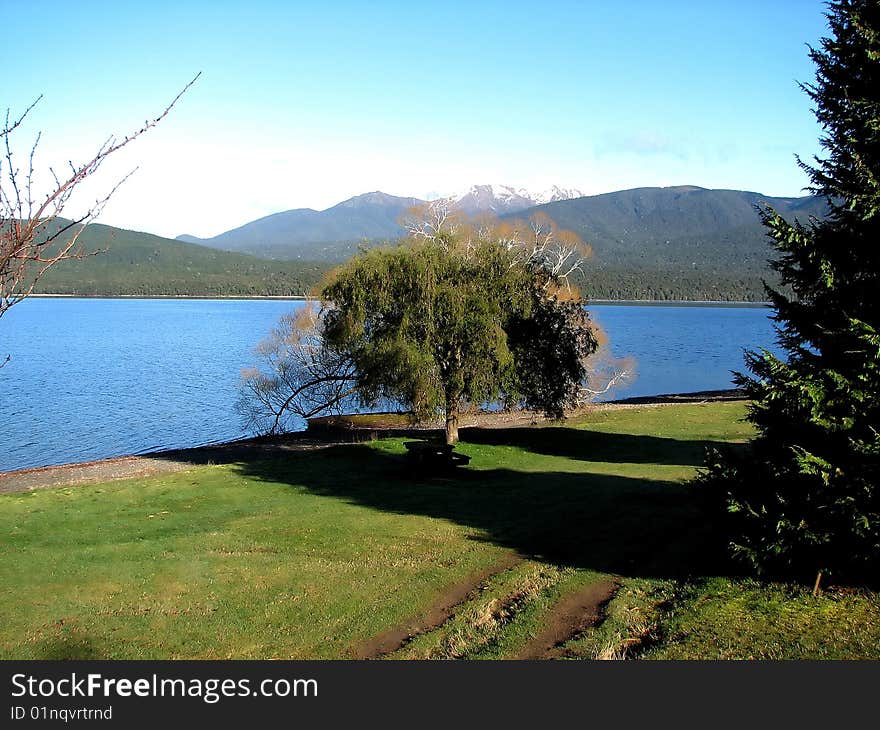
[[3, 0, 828, 238]]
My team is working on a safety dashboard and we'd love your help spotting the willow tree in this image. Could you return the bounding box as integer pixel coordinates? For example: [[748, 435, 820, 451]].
[[316, 203, 602, 444], [322, 241, 510, 444], [701, 0, 880, 584], [239, 205, 633, 444], [320, 223, 595, 444]]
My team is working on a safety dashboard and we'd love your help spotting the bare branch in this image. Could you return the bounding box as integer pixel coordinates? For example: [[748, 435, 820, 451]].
[[579, 365, 634, 398], [579, 352, 637, 402], [1, 73, 200, 323], [1, 96, 42, 138], [237, 304, 362, 434], [399, 199, 465, 247], [401, 203, 592, 296]]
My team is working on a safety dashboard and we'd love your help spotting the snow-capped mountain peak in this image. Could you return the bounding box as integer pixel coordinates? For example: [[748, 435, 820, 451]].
[[534, 185, 585, 204], [449, 184, 583, 214]]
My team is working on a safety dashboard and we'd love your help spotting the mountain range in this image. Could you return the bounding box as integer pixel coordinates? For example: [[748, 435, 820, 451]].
[[176, 183, 825, 274], [31, 184, 828, 301], [522, 185, 826, 300], [176, 184, 586, 260], [177, 191, 422, 260], [521, 185, 826, 270]]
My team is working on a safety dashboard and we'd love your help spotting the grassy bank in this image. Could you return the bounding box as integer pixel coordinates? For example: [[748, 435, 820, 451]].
[[1, 401, 877, 659]]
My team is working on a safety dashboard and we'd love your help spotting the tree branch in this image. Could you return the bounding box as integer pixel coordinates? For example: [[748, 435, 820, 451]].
[[1, 73, 200, 321]]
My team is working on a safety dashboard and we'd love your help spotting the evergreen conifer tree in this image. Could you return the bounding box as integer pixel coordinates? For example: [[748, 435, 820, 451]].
[[702, 0, 880, 582]]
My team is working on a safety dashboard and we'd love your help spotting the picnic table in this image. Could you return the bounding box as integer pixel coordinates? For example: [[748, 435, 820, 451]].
[[403, 441, 471, 471]]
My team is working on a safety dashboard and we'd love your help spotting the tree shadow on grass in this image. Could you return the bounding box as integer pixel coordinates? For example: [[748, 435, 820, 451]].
[[460, 425, 731, 467], [33, 625, 102, 660], [232, 439, 743, 581]]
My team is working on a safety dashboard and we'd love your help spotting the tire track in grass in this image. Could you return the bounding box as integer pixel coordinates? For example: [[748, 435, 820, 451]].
[[515, 579, 621, 660], [350, 552, 524, 659]]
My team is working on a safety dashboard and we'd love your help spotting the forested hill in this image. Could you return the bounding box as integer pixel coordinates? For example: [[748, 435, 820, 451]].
[[506, 186, 827, 301], [167, 185, 826, 301], [32, 221, 326, 297], [176, 191, 421, 259], [27, 185, 828, 301], [512, 186, 826, 270]]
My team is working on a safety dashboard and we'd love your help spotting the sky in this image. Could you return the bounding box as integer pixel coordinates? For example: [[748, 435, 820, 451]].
[[2, 0, 830, 239]]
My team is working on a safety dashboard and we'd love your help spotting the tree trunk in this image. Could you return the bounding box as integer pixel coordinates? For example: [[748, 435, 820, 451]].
[[444, 390, 460, 445]]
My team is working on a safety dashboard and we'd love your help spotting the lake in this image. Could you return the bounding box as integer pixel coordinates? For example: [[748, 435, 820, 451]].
[[0, 298, 779, 473]]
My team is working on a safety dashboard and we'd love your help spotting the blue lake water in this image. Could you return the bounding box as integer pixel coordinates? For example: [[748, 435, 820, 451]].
[[0, 298, 780, 473]]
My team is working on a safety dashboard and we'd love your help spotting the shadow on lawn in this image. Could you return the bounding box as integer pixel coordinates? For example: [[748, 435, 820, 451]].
[[229, 427, 745, 581], [459, 426, 723, 466], [33, 626, 102, 660]]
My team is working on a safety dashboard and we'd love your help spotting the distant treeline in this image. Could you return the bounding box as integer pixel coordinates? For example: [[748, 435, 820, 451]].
[[578, 269, 774, 302], [29, 218, 778, 301], [35, 264, 772, 302], [31, 221, 327, 297], [35, 269, 325, 298]]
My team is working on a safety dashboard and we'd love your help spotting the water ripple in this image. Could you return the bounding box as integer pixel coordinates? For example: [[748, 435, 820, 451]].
[[0, 298, 779, 472]]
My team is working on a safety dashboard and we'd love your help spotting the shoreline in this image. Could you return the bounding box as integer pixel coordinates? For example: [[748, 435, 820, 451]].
[[0, 389, 745, 494], [29, 293, 769, 306], [30, 293, 315, 301], [587, 299, 769, 307]]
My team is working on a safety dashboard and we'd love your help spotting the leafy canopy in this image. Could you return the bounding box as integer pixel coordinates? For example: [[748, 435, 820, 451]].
[[319, 210, 599, 443], [238, 205, 621, 444], [322, 237, 529, 418]]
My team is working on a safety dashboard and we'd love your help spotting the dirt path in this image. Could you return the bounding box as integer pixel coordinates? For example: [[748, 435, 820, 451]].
[[515, 580, 620, 660], [350, 553, 524, 659]]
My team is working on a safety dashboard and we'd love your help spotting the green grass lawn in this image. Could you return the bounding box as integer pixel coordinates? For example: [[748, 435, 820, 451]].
[[1, 401, 877, 659]]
